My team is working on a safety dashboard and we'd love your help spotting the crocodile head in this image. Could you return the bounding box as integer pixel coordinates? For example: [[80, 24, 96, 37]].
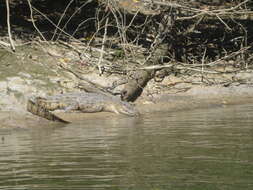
[[107, 101, 139, 116]]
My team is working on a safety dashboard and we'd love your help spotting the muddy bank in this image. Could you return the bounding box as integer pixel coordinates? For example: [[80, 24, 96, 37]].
[[1, 43, 253, 127], [49, 84, 253, 123], [1, 84, 253, 127], [137, 85, 253, 114]]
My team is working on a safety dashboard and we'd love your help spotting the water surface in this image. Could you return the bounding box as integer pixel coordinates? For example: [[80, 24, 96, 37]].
[[1, 104, 253, 190]]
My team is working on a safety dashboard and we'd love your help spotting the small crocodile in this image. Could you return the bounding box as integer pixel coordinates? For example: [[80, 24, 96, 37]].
[[27, 92, 139, 122]]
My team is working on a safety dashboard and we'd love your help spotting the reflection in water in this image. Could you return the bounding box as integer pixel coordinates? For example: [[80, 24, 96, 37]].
[[1, 104, 253, 190]]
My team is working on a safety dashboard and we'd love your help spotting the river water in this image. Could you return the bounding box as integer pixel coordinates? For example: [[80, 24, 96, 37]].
[[1, 104, 253, 190]]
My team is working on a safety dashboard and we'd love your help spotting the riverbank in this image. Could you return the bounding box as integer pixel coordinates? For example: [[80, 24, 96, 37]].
[[50, 84, 253, 123], [2, 84, 253, 127], [1, 82, 253, 128], [1, 42, 253, 127], [138, 84, 253, 113]]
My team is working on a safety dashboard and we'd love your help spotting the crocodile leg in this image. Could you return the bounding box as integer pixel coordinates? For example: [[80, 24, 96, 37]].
[[64, 103, 79, 112], [79, 104, 104, 113]]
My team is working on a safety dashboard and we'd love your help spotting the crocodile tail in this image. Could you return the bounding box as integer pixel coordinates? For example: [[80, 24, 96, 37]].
[[27, 99, 69, 123]]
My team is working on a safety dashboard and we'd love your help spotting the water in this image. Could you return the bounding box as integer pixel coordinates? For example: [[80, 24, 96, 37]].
[[1, 104, 253, 190]]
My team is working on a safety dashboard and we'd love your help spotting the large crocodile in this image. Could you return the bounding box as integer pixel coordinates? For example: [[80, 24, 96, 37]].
[[27, 92, 139, 123]]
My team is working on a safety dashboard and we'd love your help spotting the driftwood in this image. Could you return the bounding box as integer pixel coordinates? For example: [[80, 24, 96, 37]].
[[121, 42, 170, 101], [119, 6, 172, 101], [121, 69, 155, 102]]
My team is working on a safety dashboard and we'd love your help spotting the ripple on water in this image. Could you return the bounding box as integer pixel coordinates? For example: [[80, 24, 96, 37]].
[[1, 104, 253, 189]]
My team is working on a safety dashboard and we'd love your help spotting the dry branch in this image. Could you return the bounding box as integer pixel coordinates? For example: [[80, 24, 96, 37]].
[[26, 0, 46, 41], [98, 17, 109, 75], [0, 40, 10, 47], [5, 0, 15, 51]]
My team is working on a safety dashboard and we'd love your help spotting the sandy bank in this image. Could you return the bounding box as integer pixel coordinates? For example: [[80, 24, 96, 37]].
[[1, 44, 253, 128], [22, 84, 253, 124], [1, 83, 253, 128], [137, 85, 253, 114]]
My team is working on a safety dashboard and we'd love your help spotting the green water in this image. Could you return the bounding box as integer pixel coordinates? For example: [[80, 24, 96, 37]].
[[1, 104, 253, 190]]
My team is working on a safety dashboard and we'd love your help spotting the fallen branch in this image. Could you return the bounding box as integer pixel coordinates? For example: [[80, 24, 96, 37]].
[[52, 0, 75, 40], [0, 40, 10, 47], [27, 0, 46, 41], [98, 17, 109, 75]]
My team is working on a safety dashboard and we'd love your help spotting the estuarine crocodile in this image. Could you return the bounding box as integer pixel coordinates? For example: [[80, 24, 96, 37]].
[[27, 92, 139, 122]]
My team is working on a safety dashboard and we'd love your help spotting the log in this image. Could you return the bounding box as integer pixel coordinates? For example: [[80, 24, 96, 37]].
[[121, 69, 155, 102]]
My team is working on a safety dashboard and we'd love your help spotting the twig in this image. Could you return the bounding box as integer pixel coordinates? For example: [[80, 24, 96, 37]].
[[0, 40, 10, 47], [57, 0, 93, 40], [138, 61, 239, 75], [30, 7, 71, 39], [71, 17, 95, 38], [58, 63, 114, 96], [26, 0, 46, 41], [52, 0, 75, 40], [176, 0, 252, 21], [5, 0, 15, 51], [108, 3, 129, 55], [98, 17, 109, 75], [216, 15, 232, 31], [201, 48, 207, 82], [205, 47, 250, 66]]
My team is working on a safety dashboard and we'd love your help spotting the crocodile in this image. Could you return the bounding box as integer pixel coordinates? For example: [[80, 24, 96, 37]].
[[27, 92, 139, 122]]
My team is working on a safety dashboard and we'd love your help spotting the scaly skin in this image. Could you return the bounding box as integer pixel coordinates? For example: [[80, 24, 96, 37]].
[[27, 92, 139, 122], [27, 97, 69, 123]]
